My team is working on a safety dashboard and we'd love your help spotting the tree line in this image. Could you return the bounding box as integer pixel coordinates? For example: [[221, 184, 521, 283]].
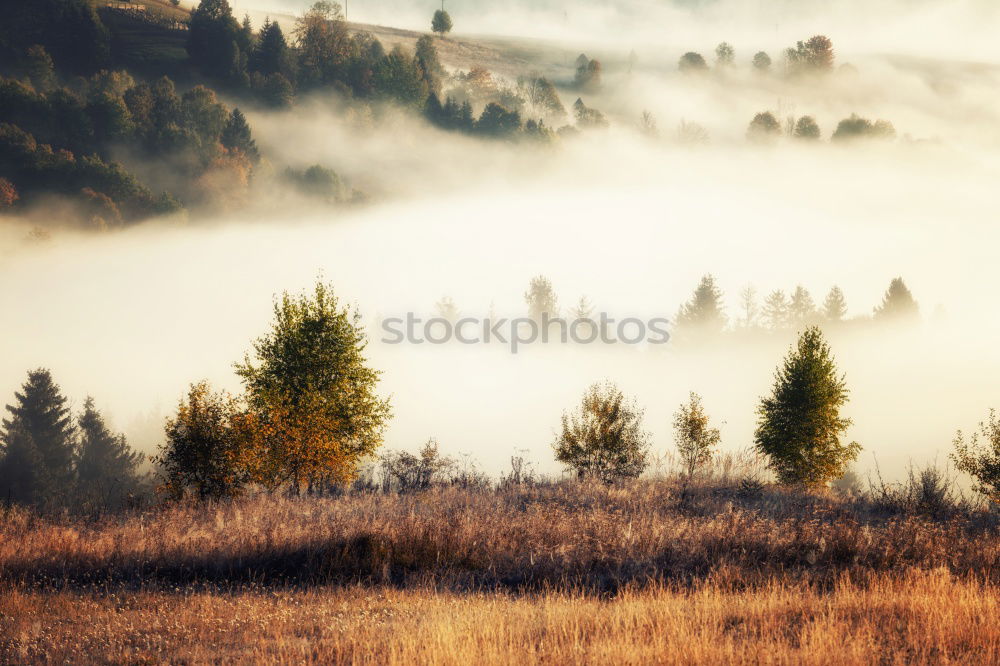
[[4, 279, 999, 511]]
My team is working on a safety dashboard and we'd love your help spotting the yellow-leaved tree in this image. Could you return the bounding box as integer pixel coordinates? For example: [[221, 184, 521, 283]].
[[236, 281, 391, 493]]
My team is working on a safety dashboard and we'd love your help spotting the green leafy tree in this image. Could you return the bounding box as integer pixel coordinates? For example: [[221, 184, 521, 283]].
[[794, 116, 821, 140], [475, 102, 521, 137], [432, 9, 453, 36], [678, 52, 708, 73], [797, 35, 835, 72], [188, 0, 245, 82], [415, 35, 444, 93], [554, 382, 650, 482], [235, 281, 392, 491], [752, 51, 772, 72], [754, 327, 861, 485], [673, 392, 721, 480], [714, 42, 735, 68], [373, 45, 430, 108], [25, 45, 57, 93], [873, 277, 919, 322], [75, 397, 146, 508], [674, 274, 726, 339], [0, 369, 77, 506], [951, 410, 1000, 502], [832, 114, 896, 142]]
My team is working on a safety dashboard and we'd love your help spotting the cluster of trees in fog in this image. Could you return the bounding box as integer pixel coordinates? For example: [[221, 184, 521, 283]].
[[431, 274, 922, 344], [552, 327, 861, 487], [0, 369, 147, 511], [673, 274, 919, 341], [679, 35, 836, 77], [5, 280, 1000, 512], [0, 66, 259, 226]]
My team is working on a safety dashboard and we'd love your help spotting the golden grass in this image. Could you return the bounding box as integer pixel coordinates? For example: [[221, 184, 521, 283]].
[[2, 482, 998, 590], [2, 481, 1000, 663], [2, 570, 999, 664]]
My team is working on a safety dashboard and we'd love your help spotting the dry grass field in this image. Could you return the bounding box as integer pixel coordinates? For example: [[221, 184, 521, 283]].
[[2, 478, 999, 663]]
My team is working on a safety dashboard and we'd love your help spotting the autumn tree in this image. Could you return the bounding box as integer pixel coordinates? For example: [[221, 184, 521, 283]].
[[554, 382, 650, 482], [0, 369, 77, 507], [157, 382, 249, 500], [295, 1, 350, 88], [0, 178, 18, 208], [235, 281, 392, 492], [673, 392, 721, 480], [755, 327, 861, 485], [873, 277, 919, 323], [951, 409, 1000, 503]]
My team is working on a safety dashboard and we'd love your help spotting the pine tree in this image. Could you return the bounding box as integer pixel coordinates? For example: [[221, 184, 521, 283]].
[[762, 290, 789, 330], [674, 274, 726, 339], [873, 277, 919, 322], [0, 369, 77, 506], [789, 285, 816, 325], [754, 327, 861, 485], [76, 398, 145, 507], [220, 108, 259, 163], [823, 286, 848, 321], [251, 17, 291, 77]]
